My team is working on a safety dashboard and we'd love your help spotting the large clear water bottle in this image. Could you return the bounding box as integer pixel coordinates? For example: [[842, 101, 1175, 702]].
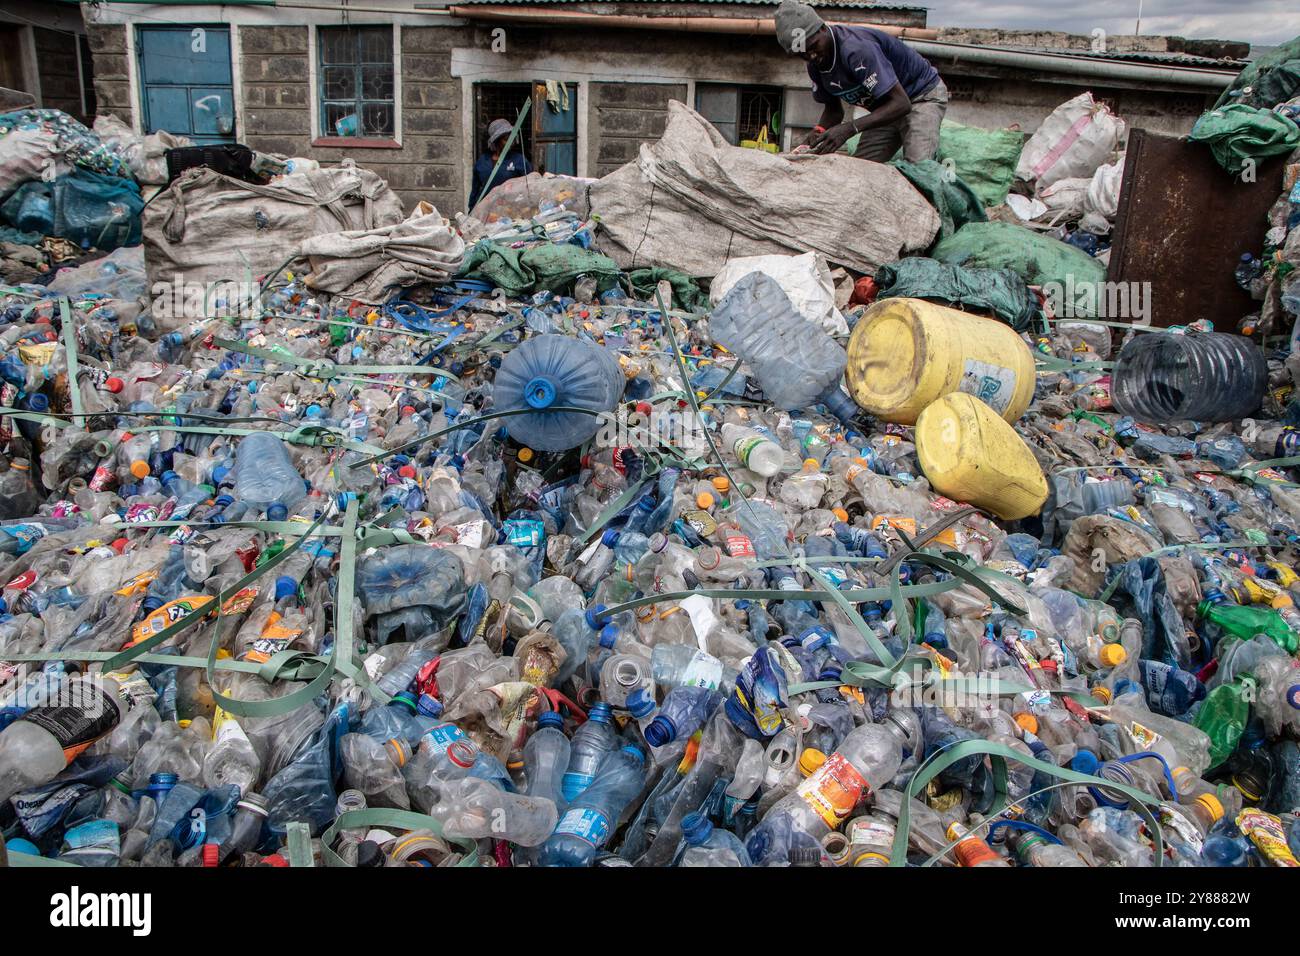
[[708, 271, 859, 422], [494, 334, 624, 451], [232, 431, 308, 520], [1110, 332, 1266, 423]]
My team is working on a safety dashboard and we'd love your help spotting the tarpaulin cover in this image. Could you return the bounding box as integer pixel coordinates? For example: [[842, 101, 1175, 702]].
[[873, 256, 1040, 331], [589, 101, 940, 277], [458, 239, 622, 296], [1188, 104, 1300, 174]]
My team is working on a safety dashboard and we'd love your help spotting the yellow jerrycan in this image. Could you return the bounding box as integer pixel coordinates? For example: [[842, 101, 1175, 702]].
[[915, 392, 1048, 521], [845, 298, 1035, 424]]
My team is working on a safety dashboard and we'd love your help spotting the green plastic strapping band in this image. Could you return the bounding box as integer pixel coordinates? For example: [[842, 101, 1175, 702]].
[[319, 808, 479, 868], [59, 298, 84, 422]]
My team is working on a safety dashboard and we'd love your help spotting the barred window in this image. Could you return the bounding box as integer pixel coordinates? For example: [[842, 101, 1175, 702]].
[[318, 26, 394, 138]]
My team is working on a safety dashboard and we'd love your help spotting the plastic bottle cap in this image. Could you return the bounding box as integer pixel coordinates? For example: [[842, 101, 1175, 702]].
[[803, 458, 819, 469], [1092, 686, 1112, 705], [398, 464, 416, 479], [799, 748, 827, 778], [696, 492, 714, 510], [643, 715, 675, 748], [105, 377, 124, 393], [518, 447, 534, 464], [1013, 712, 1038, 735], [711, 477, 729, 493], [129, 460, 150, 480], [1195, 793, 1225, 823], [832, 508, 849, 522], [626, 688, 655, 719], [202, 843, 220, 867], [267, 503, 288, 522], [538, 710, 565, 729], [1100, 644, 1127, 667], [1070, 749, 1100, 776], [696, 546, 721, 571]]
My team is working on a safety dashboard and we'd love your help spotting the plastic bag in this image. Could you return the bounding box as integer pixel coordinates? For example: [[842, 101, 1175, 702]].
[[1015, 93, 1126, 190], [936, 120, 1026, 207], [709, 252, 848, 336]]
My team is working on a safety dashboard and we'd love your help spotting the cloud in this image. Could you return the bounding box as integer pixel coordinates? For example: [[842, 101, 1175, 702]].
[[919, 0, 1300, 46]]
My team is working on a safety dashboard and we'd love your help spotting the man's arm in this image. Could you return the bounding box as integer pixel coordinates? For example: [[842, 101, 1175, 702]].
[[811, 83, 911, 155], [802, 100, 844, 146]]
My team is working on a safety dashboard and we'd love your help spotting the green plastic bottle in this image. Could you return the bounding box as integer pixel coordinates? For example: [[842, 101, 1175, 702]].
[[1194, 677, 1255, 769], [1198, 600, 1299, 656]]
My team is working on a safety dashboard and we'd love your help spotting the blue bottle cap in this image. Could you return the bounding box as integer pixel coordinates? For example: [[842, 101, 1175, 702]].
[[1070, 749, 1100, 776], [214, 494, 234, 508], [393, 691, 418, 712], [598, 624, 619, 649], [24, 393, 49, 412], [600, 529, 620, 547], [538, 710, 565, 730], [680, 811, 713, 845], [267, 503, 288, 522], [620, 744, 645, 764], [416, 693, 443, 718], [584, 604, 608, 629], [643, 715, 675, 748], [274, 576, 298, 602], [305, 404, 322, 418], [523, 377, 557, 409], [212, 465, 230, 485], [587, 702, 613, 724], [160, 470, 179, 487], [626, 688, 655, 719], [141, 595, 163, 615], [637, 495, 656, 512]]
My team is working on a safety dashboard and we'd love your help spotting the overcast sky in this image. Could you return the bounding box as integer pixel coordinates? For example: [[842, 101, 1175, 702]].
[[918, 1, 1300, 46]]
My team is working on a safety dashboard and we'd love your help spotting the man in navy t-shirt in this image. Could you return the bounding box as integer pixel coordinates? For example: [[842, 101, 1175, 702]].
[[775, 0, 948, 162], [470, 118, 533, 211]]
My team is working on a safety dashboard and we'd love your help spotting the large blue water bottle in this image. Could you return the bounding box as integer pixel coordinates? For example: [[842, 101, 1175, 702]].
[[494, 334, 624, 451]]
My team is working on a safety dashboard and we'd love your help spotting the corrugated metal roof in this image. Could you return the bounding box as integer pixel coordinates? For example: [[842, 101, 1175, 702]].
[[445, 0, 929, 9], [997, 45, 1245, 71]]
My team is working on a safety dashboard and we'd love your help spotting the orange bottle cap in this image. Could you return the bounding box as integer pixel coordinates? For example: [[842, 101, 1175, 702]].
[[129, 460, 150, 480], [696, 492, 715, 510]]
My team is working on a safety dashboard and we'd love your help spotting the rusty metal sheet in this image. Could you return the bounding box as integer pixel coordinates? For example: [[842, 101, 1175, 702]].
[[1108, 127, 1286, 329]]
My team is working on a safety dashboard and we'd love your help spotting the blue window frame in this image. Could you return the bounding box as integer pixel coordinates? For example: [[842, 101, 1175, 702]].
[[318, 26, 395, 138]]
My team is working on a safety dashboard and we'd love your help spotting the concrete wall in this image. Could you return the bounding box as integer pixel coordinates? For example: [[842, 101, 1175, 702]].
[[1, 0, 91, 122]]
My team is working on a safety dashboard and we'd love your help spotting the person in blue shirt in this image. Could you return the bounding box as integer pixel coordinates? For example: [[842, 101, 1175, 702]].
[[775, 0, 948, 163], [469, 118, 533, 210]]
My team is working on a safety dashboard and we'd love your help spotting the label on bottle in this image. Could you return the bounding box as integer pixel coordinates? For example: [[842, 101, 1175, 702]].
[[682, 510, 718, 537], [724, 531, 755, 559], [212, 707, 250, 747], [12, 783, 96, 837], [1158, 803, 1205, 855], [959, 358, 1017, 414], [553, 807, 611, 847], [1126, 720, 1163, 751], [5, 569, 37, 592], [88, 464, 115, 492], [504, 519, 544, 549], [1237, 808, 1300, 866], [220, 587, 259, 616], [951, 834, 1001, 868], [18, 681, 120, 762], [732, 435, 767, 469], [425, 723, 467, 750], [796, 752, 869, 828], [245, 613, 302, 664], [846, 816, 895, 848], [679, 650, 724, 689], [451, 520, 488, 549], [128, 595, 214, 647], [870, 515, 917, 537], [62, 819, 122, 856], [115, 572, 157, 600]]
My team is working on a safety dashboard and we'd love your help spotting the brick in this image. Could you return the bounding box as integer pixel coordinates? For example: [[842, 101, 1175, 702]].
[[596, 137, 642, 165], [92, 54, 129, 83], [243, 108, 310, 135], [404, 82, 459, 110], [243, 134, 312, 156], [402, 109, 457, 136], [93, 81, 133, 110], [401, 55, 452, 83], [242, 55, 309, 83], [591, 83, 685, 110], [238, 25, 308, 55], [597, 107, 669, 137], [401, 26, 472, 54], [86, 24, 127, 56], [404, 134, 459, 163], [242, 84, 311, 109]]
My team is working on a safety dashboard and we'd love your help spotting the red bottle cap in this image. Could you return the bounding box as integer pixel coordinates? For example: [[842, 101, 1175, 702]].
[[398, 464, 416, 479], [202, 843, 220, 867], [105, 377, 125, 393]]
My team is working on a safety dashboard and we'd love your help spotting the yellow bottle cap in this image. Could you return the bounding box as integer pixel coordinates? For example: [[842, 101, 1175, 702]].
[[130, 459, 150, 479], [1092, 686, 1112, 704], [803, 458, 819, 469], [1013, 713, 1038, 736], [799, 748, 827, 778], [517, 447, 534, 464], [696, 492, 714, 510], [1100, 644, 1127, 667], [832, 507, 849, 522], [1196, 793, 1224, 823], [711, 477, 730, 493]]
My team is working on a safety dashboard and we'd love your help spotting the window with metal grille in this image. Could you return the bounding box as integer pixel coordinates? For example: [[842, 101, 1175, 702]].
[[695, 84, 785, 146], [318, 26, 394, 138]]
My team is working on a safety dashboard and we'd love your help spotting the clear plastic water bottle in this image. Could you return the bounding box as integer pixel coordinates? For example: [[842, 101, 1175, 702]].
[[524, 711, 571, 810], [1110, 332, 1266, 423], [539, 745, 646, 866], [708, 272, 859, 422], [561, 702, 616, 802], [494, 334, 624, 451], [643, 686, 723, 748], [675, 810, 752, 866], [231, 431, 308, 520]]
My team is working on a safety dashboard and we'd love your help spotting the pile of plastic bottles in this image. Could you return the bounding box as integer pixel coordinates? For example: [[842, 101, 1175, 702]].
[[3, 238, 1300, 871]]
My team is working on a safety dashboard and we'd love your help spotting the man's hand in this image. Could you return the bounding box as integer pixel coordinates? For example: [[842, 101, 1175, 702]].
[[810, 122, 855, 155]]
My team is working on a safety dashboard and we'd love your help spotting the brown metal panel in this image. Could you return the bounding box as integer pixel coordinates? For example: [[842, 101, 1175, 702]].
[[1108, 128, 1286, 330]]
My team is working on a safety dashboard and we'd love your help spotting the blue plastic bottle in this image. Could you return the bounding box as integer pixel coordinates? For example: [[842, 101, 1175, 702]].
[[1138, 660, 1206, 717], [561, 702, 616, 802], [643, 686, 723, 748], [539, 745, 646, 866], [494, 334, 624, 451]]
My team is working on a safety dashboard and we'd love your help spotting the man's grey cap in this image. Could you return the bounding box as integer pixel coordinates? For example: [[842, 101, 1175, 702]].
[[775, 0, 826, 53], [487, 118, 513, 147]]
